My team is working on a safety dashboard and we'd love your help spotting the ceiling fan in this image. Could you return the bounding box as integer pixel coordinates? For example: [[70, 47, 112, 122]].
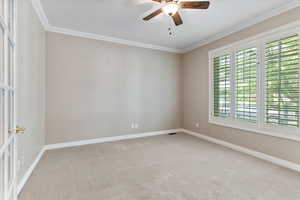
[[143, 0, 210, 26]]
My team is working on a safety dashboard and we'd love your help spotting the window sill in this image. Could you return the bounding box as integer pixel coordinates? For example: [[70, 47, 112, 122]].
[[209, 118, 300, 142]]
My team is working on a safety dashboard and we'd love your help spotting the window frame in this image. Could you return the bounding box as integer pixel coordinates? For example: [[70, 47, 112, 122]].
[[209, 20, 300, 142]]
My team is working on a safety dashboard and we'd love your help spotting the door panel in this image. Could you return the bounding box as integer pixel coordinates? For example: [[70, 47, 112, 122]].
[[0, 0, 4, 19], [8, 91, 14, 137], [0, 154, 4, 199], [7, 43, 13, 87], [0, 0, 16, 199], [0, 28, 4, 84], [0, 89, 4, 147], [7, 142, 13, 186]]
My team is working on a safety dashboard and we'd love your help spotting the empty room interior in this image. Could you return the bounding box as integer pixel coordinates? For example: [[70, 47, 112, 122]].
[[1, 0, 300, 199]]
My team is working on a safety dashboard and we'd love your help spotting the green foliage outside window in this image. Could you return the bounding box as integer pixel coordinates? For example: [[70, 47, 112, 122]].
[[265, 35, 299, 127]]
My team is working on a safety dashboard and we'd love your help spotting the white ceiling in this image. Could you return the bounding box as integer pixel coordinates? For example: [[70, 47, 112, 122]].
[[39, 0, 300, 52]]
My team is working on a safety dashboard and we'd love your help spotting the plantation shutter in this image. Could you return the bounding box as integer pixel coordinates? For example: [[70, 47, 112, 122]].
[[213, 54, 231, 117], [265, 34, 299, 127], [235, 47, 258, 122]]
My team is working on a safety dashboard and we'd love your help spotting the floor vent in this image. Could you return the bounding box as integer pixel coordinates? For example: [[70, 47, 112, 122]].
[[168, 133, 177, 135]]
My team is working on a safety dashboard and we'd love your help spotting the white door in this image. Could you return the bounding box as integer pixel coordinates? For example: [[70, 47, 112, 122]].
[[0, 0, 17, 199]]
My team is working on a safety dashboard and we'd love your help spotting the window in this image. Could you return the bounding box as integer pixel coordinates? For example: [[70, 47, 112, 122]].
[[265, 35, 299, 127], [213, 54, 231, 118], [235, 47, 258, 122], [209, 23, 300, 141]]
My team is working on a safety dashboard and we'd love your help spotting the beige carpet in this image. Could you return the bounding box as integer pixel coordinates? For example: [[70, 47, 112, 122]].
[[19, 133, 300, 200]]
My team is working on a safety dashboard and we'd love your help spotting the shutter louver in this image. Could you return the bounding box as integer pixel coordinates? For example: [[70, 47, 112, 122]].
[[265, 34, 299, 127], [213, 54, 231, 117], [235, 48, 258, 122]]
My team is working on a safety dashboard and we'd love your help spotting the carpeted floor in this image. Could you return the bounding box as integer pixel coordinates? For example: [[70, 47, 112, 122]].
[[19, 133, 300, 200]]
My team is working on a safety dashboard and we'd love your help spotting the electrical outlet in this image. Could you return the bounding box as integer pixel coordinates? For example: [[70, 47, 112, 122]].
[[131, 123, 139, 129], [196, 123, 200, 128]]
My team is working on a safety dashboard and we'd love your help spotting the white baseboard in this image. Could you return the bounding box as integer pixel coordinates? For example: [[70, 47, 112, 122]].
[[18, 128, 300, 197], [17, 129, 180, 195], [17, 147, 46, 195], [45, 129, 181, 150], [181, 129, 300, 173]]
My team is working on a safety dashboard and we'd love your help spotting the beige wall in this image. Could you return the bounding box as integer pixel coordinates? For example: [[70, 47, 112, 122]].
[[182, 6, 300, 164], [16, 0, 46, 182], [15, 3, 300, 183], [46, 32, 181, 144]]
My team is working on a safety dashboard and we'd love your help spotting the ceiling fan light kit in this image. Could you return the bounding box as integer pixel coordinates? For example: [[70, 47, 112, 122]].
[[143, 0, 210, 26], [162, 2, 180, 16]]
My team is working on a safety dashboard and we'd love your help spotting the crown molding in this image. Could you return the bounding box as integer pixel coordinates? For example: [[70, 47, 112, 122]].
[[46, 26, 182, 53], [30, 0, 50, 29], [182, 0, 300, 53], [30, 0, 182, 53], [31, 0, 300, 54]]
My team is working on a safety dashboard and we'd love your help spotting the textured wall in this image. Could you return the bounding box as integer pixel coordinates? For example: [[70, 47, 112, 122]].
[[182, 6, 300, 164], [46, 32, 182, 144], [16, 0, 46, 183]]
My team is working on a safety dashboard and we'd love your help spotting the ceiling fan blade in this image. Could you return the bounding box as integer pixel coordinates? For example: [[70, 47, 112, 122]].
[[143, 8, 162, 21], [172, 12, 183, 26], [152, 0, 173, 2], [180, 1, 210, 9]]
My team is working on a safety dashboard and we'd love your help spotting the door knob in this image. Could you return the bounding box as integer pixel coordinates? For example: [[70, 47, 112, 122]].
[[16, 126, 26, 134]]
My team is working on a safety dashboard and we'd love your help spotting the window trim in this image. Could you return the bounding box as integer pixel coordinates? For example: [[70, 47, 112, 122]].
[[209, 20, 300, 142]]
